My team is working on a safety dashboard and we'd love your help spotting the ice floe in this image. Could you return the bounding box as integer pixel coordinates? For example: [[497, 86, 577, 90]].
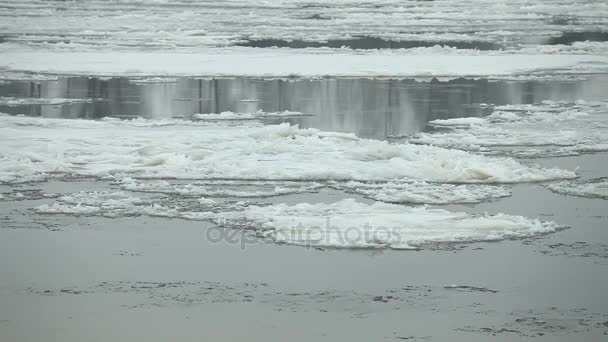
[[119, 178, 508, 204], [192, 110, 307, 121], [2, 0, 607, 80], [328, 181, 511, 204], [546, 178, 608, 199], [128, 77, 178, 84], [1, 0, 607, 52], [119, 178, 323, 198], [35, 192, 560, 249], [35, 191, 245, 220], [2, 50, 606, 78], [411, 100, 608, 158], [0, 115, 575, 185], [0, 97, 96, 106], [222, 199, 560, 249], [0, 189, 59, 202]]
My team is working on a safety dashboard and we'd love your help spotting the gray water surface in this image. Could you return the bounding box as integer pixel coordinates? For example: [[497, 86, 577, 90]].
[[2, 75, 607, 138]]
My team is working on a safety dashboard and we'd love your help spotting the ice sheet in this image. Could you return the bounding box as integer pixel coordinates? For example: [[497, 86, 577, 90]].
[[119, 178, 323, 198], [546, 178, 608, 199], [2, 50, 606, 78], [328, 181, 511, 204], [0, 97, 96, 106], [0, 115, 576, 185], [193, 110, 307, 121], [220, 199, 561, 249], [2, 0, 606, 78], [1, 0, 606, 51], [35, 192, 560, 249], [411, 100, 608, 158]]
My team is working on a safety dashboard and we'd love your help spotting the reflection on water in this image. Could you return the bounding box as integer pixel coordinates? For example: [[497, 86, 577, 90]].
[[547, 31, 608, 45], [235, 37, 500, 50], [1, 75, 607, 138]]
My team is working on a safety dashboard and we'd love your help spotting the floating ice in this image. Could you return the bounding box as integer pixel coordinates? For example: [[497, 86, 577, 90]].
[[0, 97, 96, 106], [328, 181, 511, 204], [128, 77, 178, 84], [412, 100, 608, 158], [2, 50, 606, 78], [0, 115, 576, 185], [1, 0, 607, 80], [119, 178, 507, 204], [36, 192, 149, 217], [35, 191, 235, 220], [119, 178, 323, 198], [546, 178, 608, 199], [222, 199, 560, 249], [35, 192, 560, 249], [428, 117, 487, 127], [1, 0, 607, 53], [192, 110, 307, 121], [193, 112, 257, 121], [0, 189, 58, 202]]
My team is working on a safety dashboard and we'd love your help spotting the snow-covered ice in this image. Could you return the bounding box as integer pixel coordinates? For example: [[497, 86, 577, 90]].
[[1, 0, 606, 78], [0, 97, 96, 106], [1, 0, 606, 51], [193, 110, 307, 121], [35, 192, 560, 249], [119, 178, 323, 198], [411, 100, 608, 158], [1, 50, 607, 78], [328, 181, 511, 204], [223, 199, 560, 249], [0, 114, 575, 185], [546, 178, 608, 200]]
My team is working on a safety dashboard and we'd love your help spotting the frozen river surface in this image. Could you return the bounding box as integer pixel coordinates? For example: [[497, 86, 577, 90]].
[[0, 1, 607, 341]]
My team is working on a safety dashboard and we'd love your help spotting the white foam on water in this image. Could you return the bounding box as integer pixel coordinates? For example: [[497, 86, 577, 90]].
[[0, 115, 576, 186], [329, 181, 511, 204], [546, 178, 608, 199], [412, 100, 608, 158]]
